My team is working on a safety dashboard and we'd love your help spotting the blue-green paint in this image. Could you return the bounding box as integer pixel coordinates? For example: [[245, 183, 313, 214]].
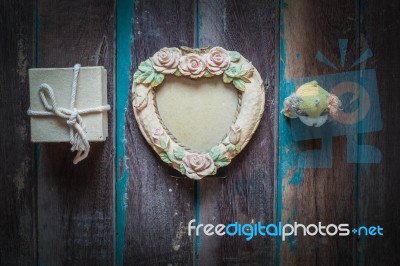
[[277, 0, 285, 263], [288, 168, 304, 185], [116, 0, 134, 265], [286, 218, 295, 252], [297, 137, 333, 168], [350, 49, 373, 68], [278, 0, 305, 263], [316, 51, 338, 69]]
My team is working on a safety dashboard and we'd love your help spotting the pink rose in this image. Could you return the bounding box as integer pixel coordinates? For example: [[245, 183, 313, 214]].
[[152, 128, 165, 140], [153, 47, 181, 74], [182, 153, 215, 179], [205, 47, 230, 75], [228, 124, 242, 144], [152, 127, 170, 150], [178, 53, 206, 78]]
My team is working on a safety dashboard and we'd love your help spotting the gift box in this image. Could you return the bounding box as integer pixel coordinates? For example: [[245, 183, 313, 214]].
[[28, 66, 108, 143]]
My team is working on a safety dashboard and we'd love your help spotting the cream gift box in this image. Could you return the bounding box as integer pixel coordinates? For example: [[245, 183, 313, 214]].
[[28, 66, 108, 143]]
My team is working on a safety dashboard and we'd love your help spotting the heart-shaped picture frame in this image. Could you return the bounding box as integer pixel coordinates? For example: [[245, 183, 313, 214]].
[[132, 46, 265, 179]]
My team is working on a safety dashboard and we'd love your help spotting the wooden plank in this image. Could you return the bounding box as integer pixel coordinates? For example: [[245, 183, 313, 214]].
[[119, 0, 196, 265], [197, 0, 277, 264], [0, 0, 36, 265], [36, 0, 115, 264], [279, 0, 360, 265], [115, 0, 133, 265], [358, 0, 400, 264]]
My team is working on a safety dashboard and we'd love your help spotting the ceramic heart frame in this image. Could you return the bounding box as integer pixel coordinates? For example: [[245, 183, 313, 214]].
[[132, 46, 265, 179]]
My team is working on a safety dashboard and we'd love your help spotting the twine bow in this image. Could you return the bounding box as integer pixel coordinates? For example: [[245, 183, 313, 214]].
[[27, 64, 110, 164]]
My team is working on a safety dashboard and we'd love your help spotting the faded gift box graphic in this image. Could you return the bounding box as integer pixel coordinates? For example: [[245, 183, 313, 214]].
[[284, 39, 382, 168]]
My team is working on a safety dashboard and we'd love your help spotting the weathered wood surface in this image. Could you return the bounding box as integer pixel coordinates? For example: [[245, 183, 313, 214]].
[[36, 0, 115, 265], [197, 0, 277, 265], [1, 0, 400, 265], [358, 0, 400, 265], [0, 0, 36, 265], [120, 0, 196, 265], [279, 0, 359, 265]]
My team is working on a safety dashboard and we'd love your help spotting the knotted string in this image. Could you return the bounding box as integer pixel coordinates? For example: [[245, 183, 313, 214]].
[[27, 64, 110, 164]]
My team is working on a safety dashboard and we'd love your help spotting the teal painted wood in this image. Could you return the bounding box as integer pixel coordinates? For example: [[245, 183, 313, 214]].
[[277, 3, 290, 265], [2, 1, 400, 265], [117, 0, 196, 265], [278, 0, 360, 265], [116, 0, 134, 265]]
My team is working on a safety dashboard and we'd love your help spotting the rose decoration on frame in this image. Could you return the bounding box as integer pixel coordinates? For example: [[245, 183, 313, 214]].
[[132, 46, 265, 179]]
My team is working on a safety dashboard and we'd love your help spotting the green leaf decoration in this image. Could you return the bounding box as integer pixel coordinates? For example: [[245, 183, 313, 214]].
[[143, 71, 156, 84], [160, 152, 173, 164], [134, 67, 156, 84], [229, 51, 241, 62], [167, 151, 176, 162], [215, 156, 231, 167], [210, 146, 220, 161], [180, 164, 186, 175], [173, 148, 185, 160], [226, 144, 236, 152], [217, 154, 230, 162], [222, 138, 230, 145], [223, 73, 233, 83], [138, 65, 151, 72], [138, 59, 152, 69], [134, 59, 165, 86], [145, 59, 153, 67], [235, 144, 241, 151], [225, 66, 239, 78], [204, 70, 213, 78], [133, 70, 146, 83], [159, 138, 169, 150], [233, 79, 246, 92], [151, 73, 165, 87], [174, 69, 183, 77]]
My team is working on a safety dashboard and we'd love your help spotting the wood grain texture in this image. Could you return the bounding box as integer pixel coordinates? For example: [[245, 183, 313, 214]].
[[36, 0, 115, 265], [279, 0, 359, 265], [2, 1, 399, 265], [197, 0, 277, 264], [358, 0, 400, 264], [0, 0, 36, 265], [121, 1, 196, 265]]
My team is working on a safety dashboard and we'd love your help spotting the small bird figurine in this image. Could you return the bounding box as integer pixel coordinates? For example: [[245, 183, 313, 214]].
[[282, 81, 341, 127]]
